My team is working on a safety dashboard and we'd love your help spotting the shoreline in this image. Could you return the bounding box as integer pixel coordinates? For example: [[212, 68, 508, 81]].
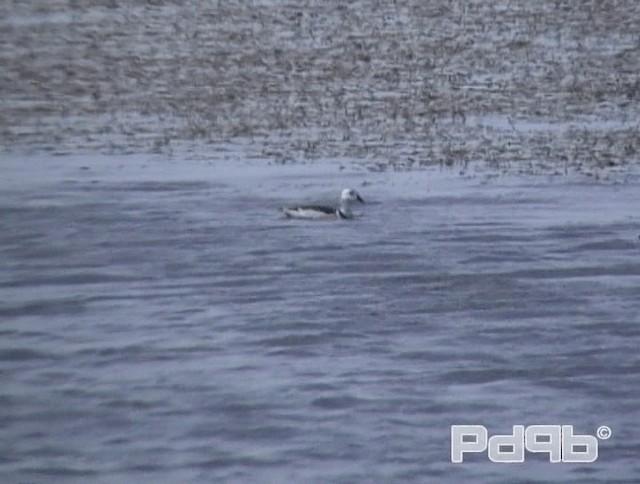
[[3, 147, 640, 192], [2, 1, 639, 174]]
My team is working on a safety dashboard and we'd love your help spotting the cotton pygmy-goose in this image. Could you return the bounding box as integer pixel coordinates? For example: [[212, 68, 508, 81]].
[[282, 188, 365, 220]]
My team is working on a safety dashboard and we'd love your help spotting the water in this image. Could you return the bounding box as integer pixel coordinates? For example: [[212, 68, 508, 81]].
[[1, 156, 639, 483]]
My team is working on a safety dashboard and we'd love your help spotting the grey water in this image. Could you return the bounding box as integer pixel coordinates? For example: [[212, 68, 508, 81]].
[[1, 159, 639, 483]]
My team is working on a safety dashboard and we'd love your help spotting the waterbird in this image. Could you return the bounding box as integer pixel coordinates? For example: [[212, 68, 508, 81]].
[[282, 188, 365, 220]]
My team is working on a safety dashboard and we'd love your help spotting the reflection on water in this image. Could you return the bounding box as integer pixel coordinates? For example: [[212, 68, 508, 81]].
[[1, 159, 639, 482]]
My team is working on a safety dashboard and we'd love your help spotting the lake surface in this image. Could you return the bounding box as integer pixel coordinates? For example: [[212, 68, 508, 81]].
[[1, 156, 639, 483]]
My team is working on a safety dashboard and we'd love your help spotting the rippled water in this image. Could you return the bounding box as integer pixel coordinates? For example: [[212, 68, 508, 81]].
[[1, 156, 639, 482]]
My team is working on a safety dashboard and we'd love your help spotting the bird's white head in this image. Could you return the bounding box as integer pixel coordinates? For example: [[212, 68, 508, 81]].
[[340, 188, 365, 204]]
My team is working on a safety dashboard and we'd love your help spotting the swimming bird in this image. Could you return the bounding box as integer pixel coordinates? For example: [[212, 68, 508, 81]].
[[282, 188, 365, 220]]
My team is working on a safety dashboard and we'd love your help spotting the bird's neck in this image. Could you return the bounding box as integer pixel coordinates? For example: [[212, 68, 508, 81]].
[[338, 200, 353, 218]]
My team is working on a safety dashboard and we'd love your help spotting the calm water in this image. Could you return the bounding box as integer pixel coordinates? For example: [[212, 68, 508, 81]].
[[1, 157, 639, 483]]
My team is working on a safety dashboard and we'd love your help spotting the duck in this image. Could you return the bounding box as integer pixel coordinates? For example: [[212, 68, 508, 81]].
[[282, 188, 365, 220]]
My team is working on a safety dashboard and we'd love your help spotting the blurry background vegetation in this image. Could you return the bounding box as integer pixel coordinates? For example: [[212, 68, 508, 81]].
[[1, 0, 638, 173]]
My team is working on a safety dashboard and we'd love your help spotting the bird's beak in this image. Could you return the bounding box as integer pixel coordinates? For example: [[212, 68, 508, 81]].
[[357, 194, 364, 203]]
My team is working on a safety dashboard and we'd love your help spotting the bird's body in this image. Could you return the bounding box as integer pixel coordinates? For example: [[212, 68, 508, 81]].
[[282, 189, 365, 220]]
